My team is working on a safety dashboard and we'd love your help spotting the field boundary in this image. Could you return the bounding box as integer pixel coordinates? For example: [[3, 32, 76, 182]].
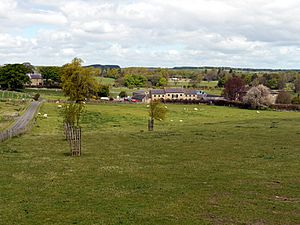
[[0, 101, 43, 142]]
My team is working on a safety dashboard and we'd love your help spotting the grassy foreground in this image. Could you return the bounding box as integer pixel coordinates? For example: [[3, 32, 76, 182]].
[[0, 103, 299, 224]]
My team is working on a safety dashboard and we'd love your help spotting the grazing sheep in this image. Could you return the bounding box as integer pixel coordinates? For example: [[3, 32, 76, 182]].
[[58, 105, 62, 108], [170, 120, 174, 122], [43, 114, 48, 118], [179, 120, 183, 122], [194, 108, 198, 111], [56, 101, 60, 104], [164, 106, 168, 109], [38, 113, 41, 115], [256, 111, 260, 114]]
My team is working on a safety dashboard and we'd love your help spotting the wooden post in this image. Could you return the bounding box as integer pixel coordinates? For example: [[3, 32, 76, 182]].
[[148, 118, 154, 131]]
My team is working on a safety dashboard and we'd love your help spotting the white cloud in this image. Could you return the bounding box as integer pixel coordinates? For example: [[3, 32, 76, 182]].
[[0, 0, 299, 68]]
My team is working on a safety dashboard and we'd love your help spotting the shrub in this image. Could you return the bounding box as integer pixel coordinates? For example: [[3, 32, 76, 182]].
[[291, 94, 300, 104], [276, 91, 291, 104], [119, 91, 127, 98], [33, 93, 40, 101]]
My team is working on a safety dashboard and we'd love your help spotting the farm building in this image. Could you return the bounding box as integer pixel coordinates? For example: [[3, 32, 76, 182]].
[[27, 73, 43, 87], [132, 88, 209, 102]]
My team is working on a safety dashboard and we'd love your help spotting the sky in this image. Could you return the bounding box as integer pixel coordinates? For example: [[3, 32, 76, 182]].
[[0, 0, 300, 68]]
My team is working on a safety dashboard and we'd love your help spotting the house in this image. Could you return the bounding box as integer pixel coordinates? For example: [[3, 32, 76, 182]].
[[132, 90, 149, 103], [27, 73, 43, 87], [149, 88, 207, 101]]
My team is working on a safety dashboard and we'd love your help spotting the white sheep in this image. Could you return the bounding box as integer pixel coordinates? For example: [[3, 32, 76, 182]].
[[56, 101, 60, 104], [58, 105, 62, 108], [179, 120, 183, 122], [256, 111, 260, 114], [43, 114, 48, 118], [194, 108, 198, 111]]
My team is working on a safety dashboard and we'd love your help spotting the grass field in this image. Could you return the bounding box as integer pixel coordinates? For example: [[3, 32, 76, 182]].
[[0, 103, 299, 224], [0, 101, 29, 131]]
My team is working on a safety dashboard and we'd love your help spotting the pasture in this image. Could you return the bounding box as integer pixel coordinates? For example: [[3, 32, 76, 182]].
[[0, 101, 28, 131], [0, 103, 299, 224]]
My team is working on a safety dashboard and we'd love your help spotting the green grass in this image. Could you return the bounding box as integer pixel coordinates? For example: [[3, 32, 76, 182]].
[[96, 77, 116, 86], [0, 103, 299, 224], [23, 88, 67, 101], [0, 101, 29, 131], [0, 90, 31, 100]]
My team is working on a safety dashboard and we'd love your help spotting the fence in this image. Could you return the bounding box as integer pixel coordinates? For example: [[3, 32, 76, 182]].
[[0, 101, 41, 143], [64, 123, 81, 156], [0, 116, 37, 142]]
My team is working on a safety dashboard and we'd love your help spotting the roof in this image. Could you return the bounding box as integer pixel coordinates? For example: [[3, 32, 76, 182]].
[[133, 90, 146, 95], [150, 89, 165, 95], [185, 90, 198, 95], [27, 73, 42, 79], [165, 88, 185, 93], [132, 94, 146, 101]]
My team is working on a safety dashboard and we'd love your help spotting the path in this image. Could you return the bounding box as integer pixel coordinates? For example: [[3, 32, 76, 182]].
[[0, 101, 42, 142]]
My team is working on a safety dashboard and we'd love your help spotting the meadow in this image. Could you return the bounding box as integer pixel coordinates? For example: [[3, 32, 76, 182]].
[[0, 102, 299, 224], [0, 101, 29, 131]]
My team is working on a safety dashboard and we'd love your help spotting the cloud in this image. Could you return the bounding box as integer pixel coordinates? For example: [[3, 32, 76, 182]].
[[0, 0, 299, 68]]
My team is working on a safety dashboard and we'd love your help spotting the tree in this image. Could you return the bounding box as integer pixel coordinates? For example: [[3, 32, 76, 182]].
[[119, 91, 127, 98], [0, 64, 30, 90], [61, 58, 98, 102], [276, 91, 291, 104], [39, 66, 61, 87], [294, 78, 300, 93], [124, 74, 147, 88], [292, 94, 300, 104], [158, 77, 168, 87], [148, 100, 167, 131], [106, 68, 121, 79], [243, 85, 274, 109], [223, 77, 245, 101], [97, 85, 110, 97]]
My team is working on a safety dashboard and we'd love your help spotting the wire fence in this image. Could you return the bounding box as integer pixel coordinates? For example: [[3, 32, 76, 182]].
[[0, 101, 42, 142]]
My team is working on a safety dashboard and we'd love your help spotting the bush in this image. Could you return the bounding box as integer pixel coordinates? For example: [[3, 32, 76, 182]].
[[33, 93, 40, 101], [276, 91, 291, 104], [119, 91, 127, 98], [97, 85, 110, 97], [291, 94, 300, 104]]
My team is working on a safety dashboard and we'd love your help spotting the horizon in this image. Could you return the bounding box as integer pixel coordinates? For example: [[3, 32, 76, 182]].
[[1, 0, 300, 69]]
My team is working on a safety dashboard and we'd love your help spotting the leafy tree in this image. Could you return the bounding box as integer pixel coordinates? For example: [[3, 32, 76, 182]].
[[148, 100, 167, 131], [61, 58, 98, 102], [223, 77, 245, 101], [61, 103, 85, 127], [39, 66, 61, 86], [0, 64, 31, 90], [97, 85, 110, 97], [243, 85, 274, 109], [106, 68, 121, 79], [294, 78, 300, 93], [291, 94, 300, 104], [158, 77, 168, 87], [276, 91, 291, 104], [119, 91, 127, 98], [124, 74, 147, 88]]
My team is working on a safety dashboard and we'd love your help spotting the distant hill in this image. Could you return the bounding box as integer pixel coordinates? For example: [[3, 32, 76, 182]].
[[85, 64, 121, 70], [172, 66, 300, 72]]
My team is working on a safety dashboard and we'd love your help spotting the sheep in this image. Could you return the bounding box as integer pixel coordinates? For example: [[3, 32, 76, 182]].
[[179, 120, 183, 122], [194, 108, 198, 111], [43, 114, 48, 118], [256, 111, 260, 114], [58, 105, 62, 108]]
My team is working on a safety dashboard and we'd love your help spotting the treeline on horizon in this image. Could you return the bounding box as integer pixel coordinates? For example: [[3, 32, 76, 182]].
[[1, 61, 300, 94]]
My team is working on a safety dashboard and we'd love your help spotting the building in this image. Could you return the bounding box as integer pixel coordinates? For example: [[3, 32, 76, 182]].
[[132, 88, 208, 102], [27, 73, 43, 87], [132, 90, 149, 103]]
